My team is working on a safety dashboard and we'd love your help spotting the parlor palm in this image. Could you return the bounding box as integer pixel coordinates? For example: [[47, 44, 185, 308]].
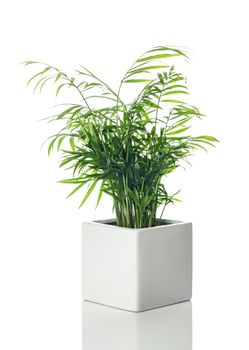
[[23, 46, 218, 228]]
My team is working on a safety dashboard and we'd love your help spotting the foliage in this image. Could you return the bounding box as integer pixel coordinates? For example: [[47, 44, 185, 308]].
[[23, 46, 218, 228]]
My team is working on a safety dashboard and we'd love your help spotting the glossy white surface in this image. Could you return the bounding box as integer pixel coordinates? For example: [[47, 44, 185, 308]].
[[82, 300, 192, 350], [82, 220, 192, 311]]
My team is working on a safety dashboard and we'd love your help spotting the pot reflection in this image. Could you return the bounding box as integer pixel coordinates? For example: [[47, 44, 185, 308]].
[[82, 300, 192, 350]]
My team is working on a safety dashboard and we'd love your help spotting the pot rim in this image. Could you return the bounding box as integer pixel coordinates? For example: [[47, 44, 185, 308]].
[[82, 218, 191, 231]]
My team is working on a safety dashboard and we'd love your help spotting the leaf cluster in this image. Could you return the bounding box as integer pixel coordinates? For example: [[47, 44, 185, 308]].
[[23, 46, 218, 228]]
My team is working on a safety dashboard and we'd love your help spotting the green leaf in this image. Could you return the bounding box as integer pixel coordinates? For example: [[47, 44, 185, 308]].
[[123, 79, 151, 83], [163, 99, 186, 104], [57, 136, 66, 151], [21, 60, 39, 66], [69, 137, 76, 151], [131, 65, 169, 72], [54, 72, 65, 83], [66, 182, 85, 199], [39, 76, 53, 92], [163, 90, 188, 96], [172, 197, 182, 203], [167, 126, 191, 135], [34, 75, 54, 93], [193, 139, 216, 147], [96, 181, 104, 208], [79, 180, 98, 208], [127, 65, 170, 77], [48, 137, 57, 156], [26, 66, 50, 87], [58, 178, 86, 184], [197, 135, 219, 142], [167, 77, 185, 84], [191, 142, 208, 152], [137, 54, 181, 63], [147, 47, 188, 58], [56, 83, 66, 96], [168, 117, 191, 131], [166, 84, 188, 90]]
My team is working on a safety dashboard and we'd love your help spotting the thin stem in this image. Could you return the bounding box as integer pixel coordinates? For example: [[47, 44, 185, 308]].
[[155, 83, 164, 128], [80, 65, 125, 106]]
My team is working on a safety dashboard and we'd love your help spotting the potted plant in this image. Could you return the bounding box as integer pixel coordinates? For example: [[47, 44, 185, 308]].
[[23, 46, 218, 312]]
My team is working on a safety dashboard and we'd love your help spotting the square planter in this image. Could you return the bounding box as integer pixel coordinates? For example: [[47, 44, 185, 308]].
[[82, 219, 192, 312]]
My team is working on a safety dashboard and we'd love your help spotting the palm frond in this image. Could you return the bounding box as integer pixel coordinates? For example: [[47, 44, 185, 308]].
[[23, 46, 218, 228]]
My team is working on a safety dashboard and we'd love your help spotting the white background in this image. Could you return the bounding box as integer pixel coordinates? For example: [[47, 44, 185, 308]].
[[0, 0, 249, 349]]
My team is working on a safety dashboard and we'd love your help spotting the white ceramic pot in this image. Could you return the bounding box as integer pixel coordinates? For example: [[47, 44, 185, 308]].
[[82, 219, 192, 312]]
